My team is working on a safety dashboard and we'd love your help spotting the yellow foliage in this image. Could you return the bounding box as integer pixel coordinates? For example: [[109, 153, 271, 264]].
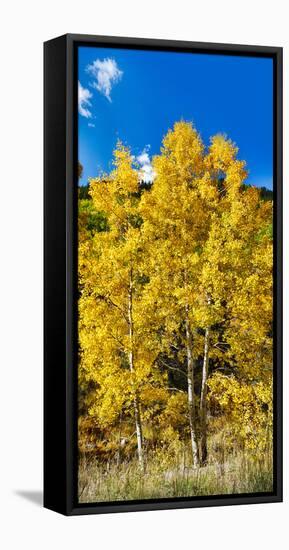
[[208, 373, 272, 452], [78, 121, 273, 467]]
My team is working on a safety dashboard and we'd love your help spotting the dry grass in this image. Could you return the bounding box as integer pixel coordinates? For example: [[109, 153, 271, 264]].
[[78, 450, 273, 504]]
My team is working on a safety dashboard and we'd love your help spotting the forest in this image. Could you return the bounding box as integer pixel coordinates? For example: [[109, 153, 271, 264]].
[[78, 121, 273, 503]]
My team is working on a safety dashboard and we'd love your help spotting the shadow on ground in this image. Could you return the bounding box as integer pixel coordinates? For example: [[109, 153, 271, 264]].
[[15, 490, 43, 507]]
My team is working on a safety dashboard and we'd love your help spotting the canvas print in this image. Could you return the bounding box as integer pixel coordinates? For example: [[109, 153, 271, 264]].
[[77, 46, 274, 504]]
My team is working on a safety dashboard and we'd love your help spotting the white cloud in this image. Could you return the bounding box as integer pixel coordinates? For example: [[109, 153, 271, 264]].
[[78, 81, 92, 118], [88, 122, 95, 128], [137, 151, 150, 165], [137, 147, 155, 183], [86, 58, 123, 102]]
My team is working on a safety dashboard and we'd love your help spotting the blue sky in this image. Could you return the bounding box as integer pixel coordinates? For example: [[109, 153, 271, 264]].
[[78, 46, 273, 189]]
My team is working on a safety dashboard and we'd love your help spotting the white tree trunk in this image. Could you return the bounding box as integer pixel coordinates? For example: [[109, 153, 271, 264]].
[[128, 268, 144, 469], [185, 303, 199, 469], [200, 326, 210, 465]]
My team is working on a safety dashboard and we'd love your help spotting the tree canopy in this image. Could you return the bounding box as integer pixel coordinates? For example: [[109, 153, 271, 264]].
[[78, 122, 273, 473]]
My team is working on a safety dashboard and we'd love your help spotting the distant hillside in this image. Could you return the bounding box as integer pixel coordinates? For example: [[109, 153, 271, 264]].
[[258, 186, 273, 201]]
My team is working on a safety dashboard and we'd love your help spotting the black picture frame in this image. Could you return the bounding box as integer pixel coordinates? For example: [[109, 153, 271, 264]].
[[44, 34, 283, 516]]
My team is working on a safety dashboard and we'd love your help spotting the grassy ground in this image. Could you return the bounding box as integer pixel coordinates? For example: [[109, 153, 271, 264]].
[[78, 451, 273, 503]]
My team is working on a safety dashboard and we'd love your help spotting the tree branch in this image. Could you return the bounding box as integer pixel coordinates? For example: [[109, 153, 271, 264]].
[[159, 359, 187, 378]]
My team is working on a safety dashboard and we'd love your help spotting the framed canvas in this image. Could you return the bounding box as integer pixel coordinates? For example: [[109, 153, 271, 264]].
[[44, 34, 283, 516]]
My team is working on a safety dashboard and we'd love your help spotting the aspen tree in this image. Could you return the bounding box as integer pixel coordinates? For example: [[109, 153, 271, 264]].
[[79, 142, 164, 468], [140, 122, 207, 467]]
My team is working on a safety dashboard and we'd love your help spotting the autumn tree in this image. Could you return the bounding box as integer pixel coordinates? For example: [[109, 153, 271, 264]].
[[140, 121, 210, 467], [78, 121, 273, 475], [198, 136, 273, 460], [140, 123, 272, 466], [79, 142, 166, 468]]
